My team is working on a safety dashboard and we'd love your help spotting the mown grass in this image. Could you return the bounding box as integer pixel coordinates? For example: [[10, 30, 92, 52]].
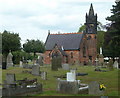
[[2, 65, 119, 96]]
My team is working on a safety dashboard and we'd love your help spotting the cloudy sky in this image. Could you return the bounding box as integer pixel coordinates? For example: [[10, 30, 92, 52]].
[[0, 0, 115, 44]]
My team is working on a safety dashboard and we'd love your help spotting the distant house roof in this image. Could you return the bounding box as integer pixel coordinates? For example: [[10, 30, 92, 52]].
[[45, 32, 84, 50]]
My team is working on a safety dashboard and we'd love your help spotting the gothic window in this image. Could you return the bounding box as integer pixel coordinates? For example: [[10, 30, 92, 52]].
[[71, 52, 73, 58]]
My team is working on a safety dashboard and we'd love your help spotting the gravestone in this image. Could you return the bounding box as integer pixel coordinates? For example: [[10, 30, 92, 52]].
[[41, 71, 47, 80], [108, 59, 114, 71], [113, 61, 118, 69], [19, 61, 23, 67], [6, 73, 16, 84], [37, 56, 43, 66], [32, 65, 40, 75], [67, 70, 76, 82], [51, 57, 62, 71], [7, 51, 13, 68], [88, 81, 104, 95], [57, 79, 79, 94], [62, 64, 70, 70]]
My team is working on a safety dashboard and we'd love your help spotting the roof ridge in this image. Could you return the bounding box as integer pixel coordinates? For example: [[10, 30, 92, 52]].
[[50, 32, 83, 35]]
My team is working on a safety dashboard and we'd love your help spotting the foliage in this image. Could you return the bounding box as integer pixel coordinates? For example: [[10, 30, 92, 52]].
[[78, 25, 86, 32], [2, 30, 21, 57], [12, 51, 34, 64], [104, 1, 120, 59], [23, 39, 45, 54]]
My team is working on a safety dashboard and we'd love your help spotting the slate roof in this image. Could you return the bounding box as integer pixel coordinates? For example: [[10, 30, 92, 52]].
[[45, 33, 84, 50]]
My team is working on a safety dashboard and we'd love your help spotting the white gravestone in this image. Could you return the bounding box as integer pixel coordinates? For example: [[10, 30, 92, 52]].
[[67, 70, 76, 82], [19, 61, 23, 67], [113, 61, 119, 69]]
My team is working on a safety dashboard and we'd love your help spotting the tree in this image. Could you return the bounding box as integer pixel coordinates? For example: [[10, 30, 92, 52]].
[[104, 1, 120, 62], [2, 30, 21, 58], [23, 39, 45, 56]]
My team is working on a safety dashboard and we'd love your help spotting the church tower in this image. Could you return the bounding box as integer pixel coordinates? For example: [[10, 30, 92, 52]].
[[85, 3, 97, 64]]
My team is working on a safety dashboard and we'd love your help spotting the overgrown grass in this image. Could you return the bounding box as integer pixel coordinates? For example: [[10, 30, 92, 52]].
[[2, 65, 119, 96]]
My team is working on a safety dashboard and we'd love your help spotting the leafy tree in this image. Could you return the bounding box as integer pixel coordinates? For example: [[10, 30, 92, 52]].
[[23, 39, 45, 56], [104, 1, 120, 62], [2, 30, 21, 58], [12, 50, 34, 64]]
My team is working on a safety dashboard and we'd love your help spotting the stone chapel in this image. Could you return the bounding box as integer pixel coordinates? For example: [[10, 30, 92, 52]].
[[44, 4, 97, 65]]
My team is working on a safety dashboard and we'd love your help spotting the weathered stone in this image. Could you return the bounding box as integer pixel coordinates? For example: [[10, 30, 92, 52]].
[[88, 81, 104, 95], [7, 51, 13, 68], [6, 73, 16, 84], [19, 61, 23, 67], [113, 61, 119, 69], [32, 65, 40, 75], [51, 57, 62, 71], [41, 71, 47, 80], [62, 64, 70, 70], [108, 59, 114, 71], [57, 79, 79, 94], [37, 56, 43, 66]]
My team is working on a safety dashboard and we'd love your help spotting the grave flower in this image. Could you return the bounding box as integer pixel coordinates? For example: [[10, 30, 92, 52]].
[[99, 84, 106, 90]]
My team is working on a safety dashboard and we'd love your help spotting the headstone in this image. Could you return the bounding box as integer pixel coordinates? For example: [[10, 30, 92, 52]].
[[67, 70, 76, 82], [37, 56, 43, 66], [41, 72, 47, 80], [51, 57, 62, 71], [62, 64, 70, 70], [108, 59, 114, 71], [88, 81, 104, 95], [32, 65, 40, 75], [6, 73, 16, 84], [19, 61, 23, 67], [7, 51, 13, 68], [113, 61, 119, 69], [57, 79, 79, 94]]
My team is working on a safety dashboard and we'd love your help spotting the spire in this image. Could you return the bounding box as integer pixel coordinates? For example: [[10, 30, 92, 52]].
[[89, 3, 94, 16]]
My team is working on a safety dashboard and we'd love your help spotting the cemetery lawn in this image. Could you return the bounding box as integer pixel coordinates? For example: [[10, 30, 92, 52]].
[[2, 65, 119, 96]]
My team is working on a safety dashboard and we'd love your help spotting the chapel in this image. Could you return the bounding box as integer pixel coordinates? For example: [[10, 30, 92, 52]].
[[44, 4, 97, 65]]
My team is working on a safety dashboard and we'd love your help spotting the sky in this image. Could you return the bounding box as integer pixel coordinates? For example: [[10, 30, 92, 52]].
[[0, 0, 116, 45]]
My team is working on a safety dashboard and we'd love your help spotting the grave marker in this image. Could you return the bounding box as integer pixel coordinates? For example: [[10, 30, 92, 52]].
[[88, 81, 104, 95], [7, 51, 13, 68], [62, 64, 70, 70], [113, 61, 118, 69], [32, 65, 40, 75]]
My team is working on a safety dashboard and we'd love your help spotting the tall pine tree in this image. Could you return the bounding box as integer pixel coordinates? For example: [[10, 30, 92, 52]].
[[104, 1, 120, 63]]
